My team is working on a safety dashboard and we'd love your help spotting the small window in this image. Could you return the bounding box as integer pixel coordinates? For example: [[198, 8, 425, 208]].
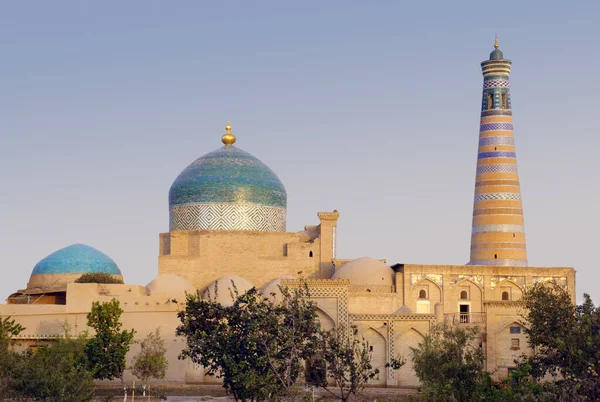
[[502, 291, 509, 301], [511, 338, 520, 349], [369, 345, 373, 352], [494, 254, 497, 259], [509, 326, 521, 334], [487, 93, 494, 110], [502, 93, 507, 109], [309, 251, 313, 258], [419, 289, 427, 299], [460, 290, 468, 300]]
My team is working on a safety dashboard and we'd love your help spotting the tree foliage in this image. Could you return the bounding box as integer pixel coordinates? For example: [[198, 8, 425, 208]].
[[85, 299, 135, 381], [411, 323, 485, 402], [10, 335, 95, 402], [176, 281, 321, 402], [75, 272, 123, 284], [311, 325, 403, 402], [1, 320, 94, 402], [0, 316, 25, 398], [519, 283, 600, 400], [132, 328, 168, 388], [177, 280, 398, 402]]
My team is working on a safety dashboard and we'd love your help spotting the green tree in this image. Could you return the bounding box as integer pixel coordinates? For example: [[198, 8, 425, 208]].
[[176, 281, 321, 402], [519, 283, 600, 400], [0, 316, 25, 398], [411, 323, 485, 402], [75, 272, 124, 284], [10, 334, 95, 402], [132, 328, 168, 395], [313, 325, 403, 402], [479, 364, 550, 402], [85, 299, 135, 384]]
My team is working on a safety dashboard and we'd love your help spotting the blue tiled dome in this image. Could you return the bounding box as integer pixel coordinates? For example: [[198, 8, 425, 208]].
[[169, 146, 286, 208], [32, 244, 121, 275], [168, 142, 287, 232], [489, 48, 504, 60]]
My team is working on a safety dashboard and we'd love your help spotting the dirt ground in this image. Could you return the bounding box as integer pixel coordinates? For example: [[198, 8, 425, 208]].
[[95, 385, 419, 401]]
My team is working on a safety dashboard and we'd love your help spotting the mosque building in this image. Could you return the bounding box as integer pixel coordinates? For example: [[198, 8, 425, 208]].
[[0, 42, 576, 387]]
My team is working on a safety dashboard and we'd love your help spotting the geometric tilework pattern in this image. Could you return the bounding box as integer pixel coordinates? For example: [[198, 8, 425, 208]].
[[483, 79, 510, 88], [478, 136, 515, 146], [469, 259, 527, 266], [476, 164, 519, 174], [471, 224, 525, 234], [478, 151, 516, 159], [170, 203, 286, 232], [474, 192, 521, 202], [480, 122, 514, 132]]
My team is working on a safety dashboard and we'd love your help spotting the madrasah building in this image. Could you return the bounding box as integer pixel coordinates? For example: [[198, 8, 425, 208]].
[[0, 41, 575, 387]]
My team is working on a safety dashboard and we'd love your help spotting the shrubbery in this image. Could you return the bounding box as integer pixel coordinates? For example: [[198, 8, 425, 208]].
[[75, 272, 123, 284]]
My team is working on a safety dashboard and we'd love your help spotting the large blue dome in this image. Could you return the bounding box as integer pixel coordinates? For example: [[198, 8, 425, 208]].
[[169, 146, 286, 209], [32, 244, 121, 275], [168, 124, 287, 232]]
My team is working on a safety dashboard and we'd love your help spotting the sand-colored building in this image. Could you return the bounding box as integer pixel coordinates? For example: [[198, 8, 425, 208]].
[[0, 42, 576, 387]]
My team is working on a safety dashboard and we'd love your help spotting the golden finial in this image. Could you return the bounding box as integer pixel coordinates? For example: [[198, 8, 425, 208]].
[[221, 121, 236, 145], [494, 35, 499, 49]]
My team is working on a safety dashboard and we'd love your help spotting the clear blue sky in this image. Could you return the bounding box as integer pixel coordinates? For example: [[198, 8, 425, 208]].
[[1, 1, 599, 302]]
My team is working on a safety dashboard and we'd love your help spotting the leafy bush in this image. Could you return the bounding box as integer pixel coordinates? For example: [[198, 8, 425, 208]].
[[75, 272, 123, 284]]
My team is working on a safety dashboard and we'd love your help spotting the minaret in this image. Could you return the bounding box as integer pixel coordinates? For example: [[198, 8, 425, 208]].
[[469, 38, 527, 266]]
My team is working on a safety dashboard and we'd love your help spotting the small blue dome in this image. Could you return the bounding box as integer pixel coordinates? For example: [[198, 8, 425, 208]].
[[489, 48, 504, 60], [32, 244, 121, 275]]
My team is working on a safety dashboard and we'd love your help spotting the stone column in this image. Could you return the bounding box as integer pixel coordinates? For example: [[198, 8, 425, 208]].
[[317, 211, 340, 279]]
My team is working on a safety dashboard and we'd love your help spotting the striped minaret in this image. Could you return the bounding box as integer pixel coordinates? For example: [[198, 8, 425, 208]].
[[469, 38, 527, 266]]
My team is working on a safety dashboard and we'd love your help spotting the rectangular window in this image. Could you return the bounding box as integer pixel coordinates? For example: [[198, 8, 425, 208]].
[[511, 338, 520, 348], [501, 93, 507, 109], [509, 326, 521, 334], [487, 93, 493, 110]]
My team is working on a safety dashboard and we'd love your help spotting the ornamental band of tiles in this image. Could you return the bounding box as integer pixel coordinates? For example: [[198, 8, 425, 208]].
[[469, 39, 528, 267]]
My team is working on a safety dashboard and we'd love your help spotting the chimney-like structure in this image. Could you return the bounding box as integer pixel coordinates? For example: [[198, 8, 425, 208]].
[[469, 39, 527, 266]]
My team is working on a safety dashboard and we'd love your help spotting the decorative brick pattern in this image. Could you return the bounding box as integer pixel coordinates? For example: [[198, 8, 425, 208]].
[[478, 136, 515, 147], [489, 276, 526, 288], [410, 273, 443, 288], [483, 79, 510, 88], [470, 259, 528, 266], [449, 274, 484, 288], [478, 151, 516, 159], [170, 203, 286, 232], [479, 122, 514, 132], [532, 276, 568, 289], [476, 164, 519, 174], [474, 193, 521, 202], [471, 224, 525, 234]]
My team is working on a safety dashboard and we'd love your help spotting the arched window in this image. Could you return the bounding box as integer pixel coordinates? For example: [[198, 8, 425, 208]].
[[502, 291, 509, 301], [309, 251, 313, 258], [487, 93, 494, 110], [494, 254, 498, 259], [502, 93, 507, 109], [419, 289, 427, 299], [460, 290, 468, 300]]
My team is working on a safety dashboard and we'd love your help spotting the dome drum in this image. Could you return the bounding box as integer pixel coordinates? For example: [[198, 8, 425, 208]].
[[170, 203, 285, 232]]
